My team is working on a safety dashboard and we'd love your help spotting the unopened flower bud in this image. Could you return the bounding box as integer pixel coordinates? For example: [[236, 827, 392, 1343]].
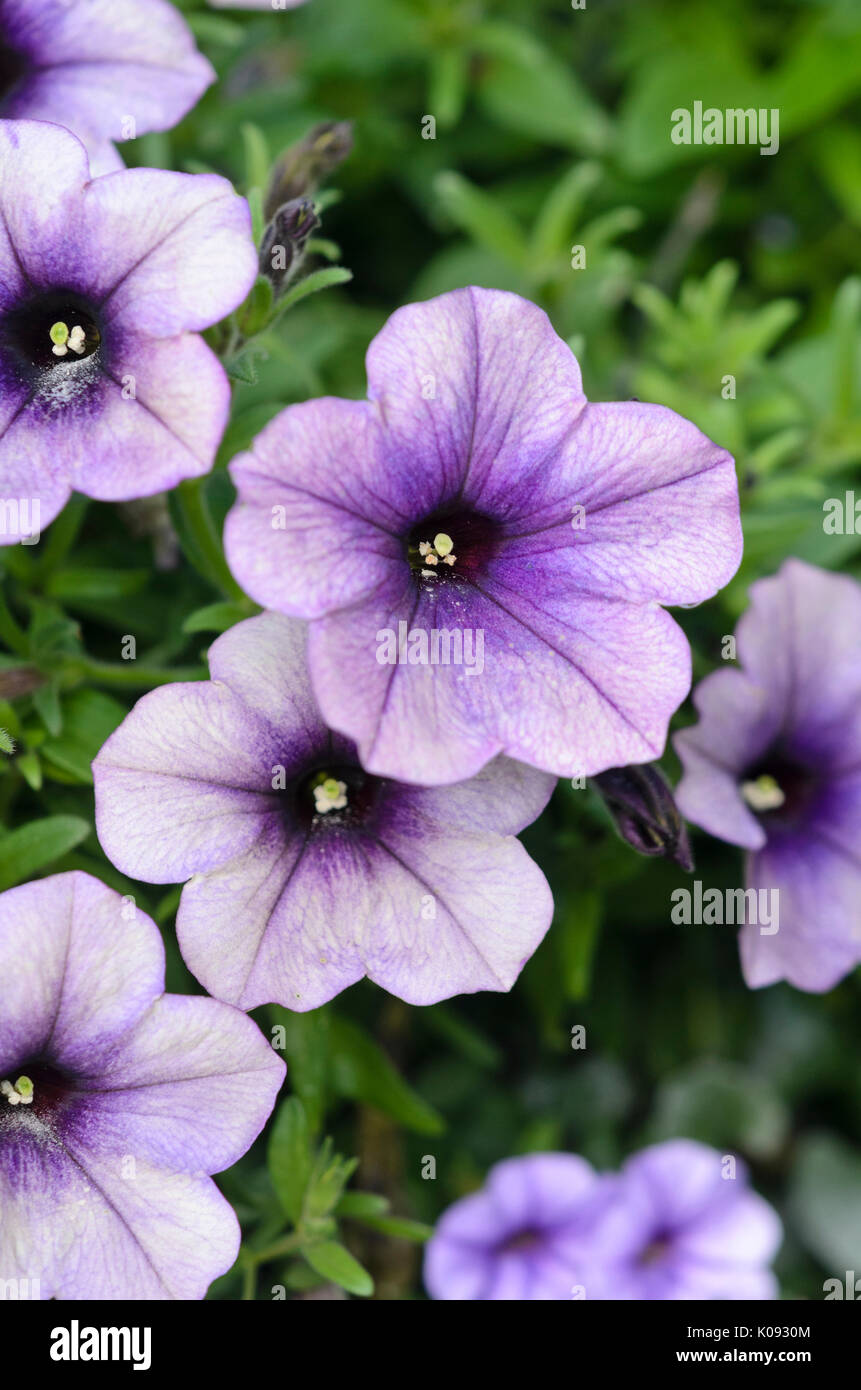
[[264, 121, 354, 221], [592, 763, 694, 871], [259, 197, 319, 295]]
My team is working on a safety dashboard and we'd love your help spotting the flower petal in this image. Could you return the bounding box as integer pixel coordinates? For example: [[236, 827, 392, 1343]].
[[0, 872, 164, 1076], [81, 168, 256, 336], [81, 994, 284, 1174], [70, 333, 230, 500], [2, 0, 213, 166], [226, 398, 402, 617], [177, 812, 553, 1010], [309, 568, 693, 783], [737, 558, 861, 772], [365, 287, 587, 518], [93, 681, 281, 884], [0, 1128, 239, 1299], [675, 668, 776, 851]]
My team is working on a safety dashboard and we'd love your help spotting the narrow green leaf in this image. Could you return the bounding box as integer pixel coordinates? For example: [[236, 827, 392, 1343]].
[[40, 689, 126, 785], [434, 171, 527, 266], [328, 1016, 444, 1135], [336, 1191, 391, 1219], [272, 265, 353, 319], [0, 815, 90, 891], [302, 1241, 373, 1297], [268, 1097, 314, 1226], [182, 601, 250, 635]]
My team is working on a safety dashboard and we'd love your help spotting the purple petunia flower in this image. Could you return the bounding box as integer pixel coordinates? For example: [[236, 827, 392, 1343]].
[[224, 287, 742, 787], [424, 1141, 781, 1301], [578, 1140, 782, 1301], [0, 120, 257, 545], [0, 0, 214, 174], [675, 559, 861, 992], [0, 870, 284, 1300], [93, 612, 555, 1011], [423, 1153, 609, 1301]]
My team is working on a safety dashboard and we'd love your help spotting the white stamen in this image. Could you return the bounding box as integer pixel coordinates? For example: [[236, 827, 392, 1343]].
[[313, 778, 348, 814], [1, 1076, 34, 1106], [741, 775, 785, 813], [52, 342, 68, 357], [442, 553, 456, 565]]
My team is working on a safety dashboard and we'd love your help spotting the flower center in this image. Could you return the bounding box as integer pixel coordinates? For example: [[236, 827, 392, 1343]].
[[290, 762, 382, 831], [740, 773, 785, 813], [498, 1228, 542, 1255], [739, 753, 817, 828], [313, 774, 348, 814], [0, 1075, 34, 1106], [638, 1233, 672, 1267], [407, 510, 500, 582], [0, 41, 26, 106], [0, 1060, 74, 1125], [1, 290, 102, 382]]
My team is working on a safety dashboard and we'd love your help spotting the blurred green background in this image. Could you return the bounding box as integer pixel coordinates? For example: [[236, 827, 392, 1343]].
[[2, 0, 861, 1299]]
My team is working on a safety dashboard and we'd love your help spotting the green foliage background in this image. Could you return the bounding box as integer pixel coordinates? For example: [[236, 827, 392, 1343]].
[[2, 0, 861, 1298]]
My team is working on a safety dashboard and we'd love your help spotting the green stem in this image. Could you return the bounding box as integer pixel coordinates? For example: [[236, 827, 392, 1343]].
[[0, 588, 28, 656], [246, 1232, 304, 1266], [68, 657, 207, 689], [172, 478, 244, 601]]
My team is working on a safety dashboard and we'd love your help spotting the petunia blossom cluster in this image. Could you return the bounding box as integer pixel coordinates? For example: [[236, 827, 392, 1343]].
[[424, 1140, 781, 1301]]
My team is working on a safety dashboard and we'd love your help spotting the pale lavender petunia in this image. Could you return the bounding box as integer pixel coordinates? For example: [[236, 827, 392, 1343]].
[[0, 119, 257, 544], [424, 1141, 781, 1301], [424, 1153, 609, 1301], [675, 559, 861, 992], [93, 612, 555, 1012], [224, 287, 742, 787], [0, 0, 214, 174], [0, 870, 284, 1300], [578, 1140, 782, 1300]]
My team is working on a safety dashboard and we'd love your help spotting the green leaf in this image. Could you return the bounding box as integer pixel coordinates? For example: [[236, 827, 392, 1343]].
[[0, 814, 90, 891], [272, 266, 353, 319], [182, 601, 251, 636], [302, 1241, 373, 1297], [328, 1016, 444, 1135], [433, 172, 527, 267], [268, 1005, 330, 1135], [0, 726, 15, 754], [44, 567, 149, 602], [242, 122, 271, 198], [788, 1133, 861, 1274], [473, 22, 612, 154], [353, 1214, 433, 1242], [15, 750, 42, 791], [32, 681, 62, 737], [558, 889, 602, 1000], [268, 1098, 314, 1226], [40, 689, 126, 785], [335, 1191, 390, 1219]]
